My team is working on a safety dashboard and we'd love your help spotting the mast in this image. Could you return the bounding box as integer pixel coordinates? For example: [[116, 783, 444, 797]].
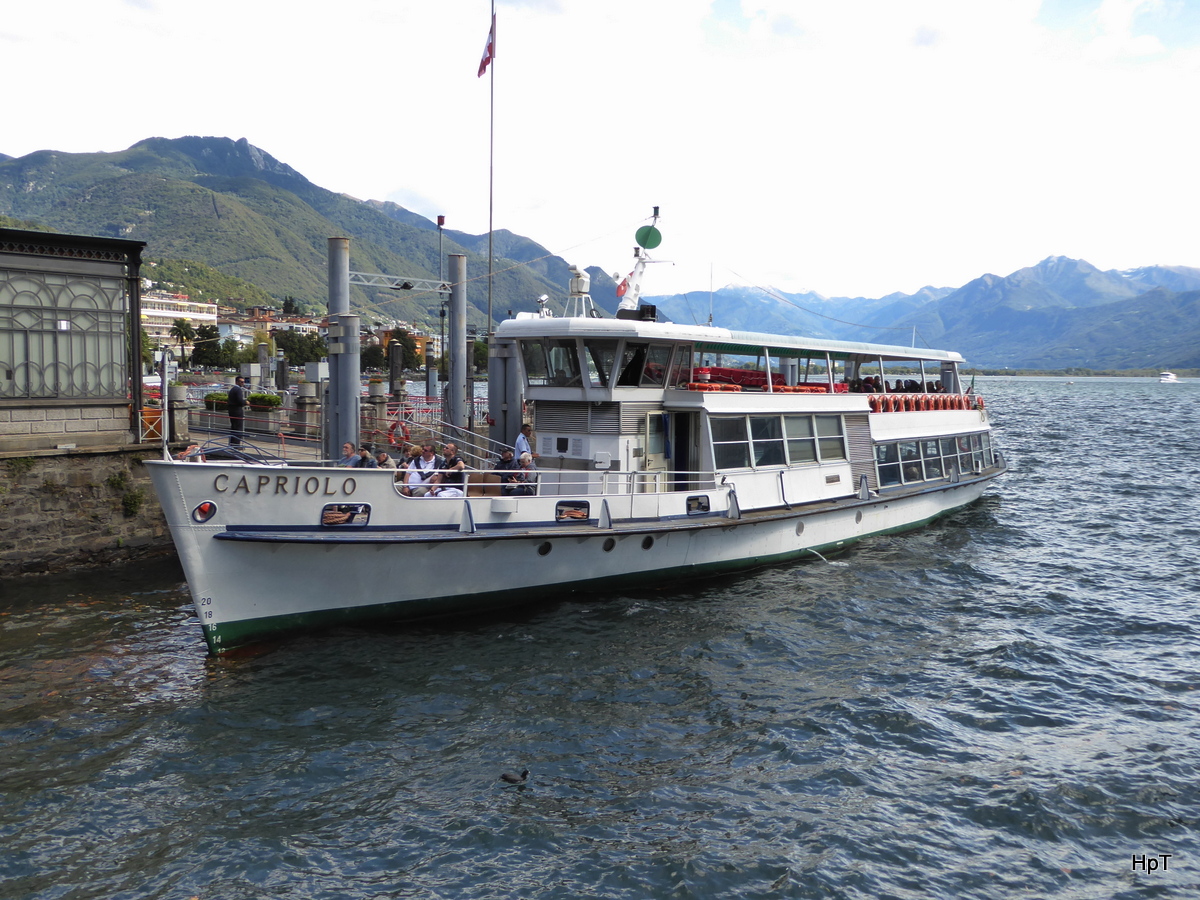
[[486, 0, 495, 337]]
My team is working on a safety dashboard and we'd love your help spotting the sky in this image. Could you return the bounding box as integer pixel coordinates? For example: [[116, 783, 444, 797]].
[[4, 0, 1200, 300]]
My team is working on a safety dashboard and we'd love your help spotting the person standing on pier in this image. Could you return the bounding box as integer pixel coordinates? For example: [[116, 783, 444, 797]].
[[227, 376, 248, 445]]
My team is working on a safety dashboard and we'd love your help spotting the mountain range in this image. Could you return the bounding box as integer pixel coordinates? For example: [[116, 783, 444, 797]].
[[2, 136, 1197, 369]]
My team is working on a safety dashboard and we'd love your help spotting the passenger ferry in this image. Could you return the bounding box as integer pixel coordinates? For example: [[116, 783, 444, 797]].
[[145, 230, 1006, 655]]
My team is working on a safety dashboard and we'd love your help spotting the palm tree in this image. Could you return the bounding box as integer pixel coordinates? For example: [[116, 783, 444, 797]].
[[169, 319, 196, 370]]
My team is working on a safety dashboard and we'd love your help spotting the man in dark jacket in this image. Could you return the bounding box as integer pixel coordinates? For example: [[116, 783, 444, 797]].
[[227, 376, 248, 444]]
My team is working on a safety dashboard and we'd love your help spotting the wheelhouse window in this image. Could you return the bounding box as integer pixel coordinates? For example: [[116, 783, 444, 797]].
[[616, 342, 648, 386], [546, 339, 582, 386], [666, 343, 692, 388], [585, 339, 618, 387], [520, 339, 550, 387], [639, 344, 673, 387]]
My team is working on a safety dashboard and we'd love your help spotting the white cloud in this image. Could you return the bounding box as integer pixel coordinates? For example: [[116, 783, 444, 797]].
[[4, 0, 1200, 299]]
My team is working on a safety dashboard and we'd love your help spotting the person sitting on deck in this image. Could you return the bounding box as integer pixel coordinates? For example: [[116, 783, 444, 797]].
[[404, 444, 440, 496], [440, 442, 466, 487], [424, 472, 464, 498], [503, 452, 536, 496]]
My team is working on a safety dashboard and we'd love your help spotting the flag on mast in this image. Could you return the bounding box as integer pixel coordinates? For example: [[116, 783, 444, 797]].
[[478, 14, 495, 77]]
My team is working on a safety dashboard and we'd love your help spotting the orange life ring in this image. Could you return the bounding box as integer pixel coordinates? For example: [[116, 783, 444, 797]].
[[869, 395, 882, 412], [958, 395, 967, 410], [922, 394, 932, 411], [387, 419, 411, 446], [976, 395, 985, 410]]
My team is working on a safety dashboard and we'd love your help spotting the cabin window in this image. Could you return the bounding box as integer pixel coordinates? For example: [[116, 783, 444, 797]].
[[547, 339, 583, 387], [715, 413, 846, 471], [815, 415, 846, 461], [639, 344, 673, 387], [898, 442, 922, 483], [921, 440, 943, 479], [520, 339, 550, 386], [585, 339, 618, 387], [686, 495, 710, 515], [784, 415, 816, 464], [750, 416, 786, 467], [875, 443, 901, 486], [875, 432, 990, 487], [710, 416, 750, 469]]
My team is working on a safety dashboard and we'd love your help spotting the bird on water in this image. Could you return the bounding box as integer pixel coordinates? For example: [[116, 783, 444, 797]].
[[500, 769, 529, 784]]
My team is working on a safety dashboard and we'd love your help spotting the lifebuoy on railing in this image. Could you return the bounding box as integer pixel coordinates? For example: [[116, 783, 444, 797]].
[[976, 396, 985, 410], [387, 419, 411, 446], [869, 395, 882, 412]]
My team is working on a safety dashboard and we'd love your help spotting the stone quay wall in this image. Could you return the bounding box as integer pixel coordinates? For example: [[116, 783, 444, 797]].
[[0, 447, 175, 579]]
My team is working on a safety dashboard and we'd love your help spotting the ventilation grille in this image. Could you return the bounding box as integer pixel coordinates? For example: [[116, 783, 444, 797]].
[[844, 413, 877, 490], [534, 401, 657, 435]]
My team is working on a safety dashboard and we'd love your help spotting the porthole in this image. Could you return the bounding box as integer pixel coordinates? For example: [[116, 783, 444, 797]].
[[795, 521, 805, 536], [642, 535, 654, 550], [602, 537, 616, 552], [537, 542, 553, 556], [855, 510, 863, 524]]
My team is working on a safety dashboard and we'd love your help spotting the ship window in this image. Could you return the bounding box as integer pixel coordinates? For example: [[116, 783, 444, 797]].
[[899, 442, 921, 483], [585, 339, 618, 387], [750, 416, 786, 467], [875, 443, 901, 486], [875, 433, 992, 487], [321, 503, 370, 526], [710, 416, 750, 469], [547, 339, 582, 387], [639, 344, 673, 387], [921, 440, 943, 479], [667, 344, 692, 387], [815, 416, 846, 461], [521, 339, 550, 387], [616, 342, 648, 386], [785, 415, 817, 465], [686, 495, 710, 515]]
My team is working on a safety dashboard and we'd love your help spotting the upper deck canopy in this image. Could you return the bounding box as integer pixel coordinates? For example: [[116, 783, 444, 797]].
[[494, 315, 965, 364]]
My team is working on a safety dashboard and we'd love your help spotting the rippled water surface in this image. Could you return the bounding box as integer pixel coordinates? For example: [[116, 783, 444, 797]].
[[3, 377, 1198, 899]]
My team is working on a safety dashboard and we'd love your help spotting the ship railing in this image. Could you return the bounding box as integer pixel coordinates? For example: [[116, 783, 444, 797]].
[[453, 467, 722, 498]]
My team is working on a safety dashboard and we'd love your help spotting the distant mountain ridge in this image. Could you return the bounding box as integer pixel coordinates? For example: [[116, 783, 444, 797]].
[[2, 136, 1197, 368], [652, 255, 1200, 368], [0, 136, 621, 328]]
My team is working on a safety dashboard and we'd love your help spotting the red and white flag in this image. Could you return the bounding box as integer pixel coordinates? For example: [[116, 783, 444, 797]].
[[478, 14, 495, 77]]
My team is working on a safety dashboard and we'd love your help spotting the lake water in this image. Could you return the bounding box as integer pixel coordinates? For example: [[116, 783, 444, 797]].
[[2, 377, 1198, 899]]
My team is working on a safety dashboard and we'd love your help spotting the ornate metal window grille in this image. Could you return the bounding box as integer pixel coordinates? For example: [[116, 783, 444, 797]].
[[0, 268, 130, 400]]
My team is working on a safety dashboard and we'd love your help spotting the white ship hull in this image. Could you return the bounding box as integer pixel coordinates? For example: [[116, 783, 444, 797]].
[[146, 452, 1000, 654]]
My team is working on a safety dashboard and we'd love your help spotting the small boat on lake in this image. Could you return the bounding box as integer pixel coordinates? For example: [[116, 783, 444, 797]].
[[1160, 372, 1180, 383], [145, 224, 1006, 654]]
